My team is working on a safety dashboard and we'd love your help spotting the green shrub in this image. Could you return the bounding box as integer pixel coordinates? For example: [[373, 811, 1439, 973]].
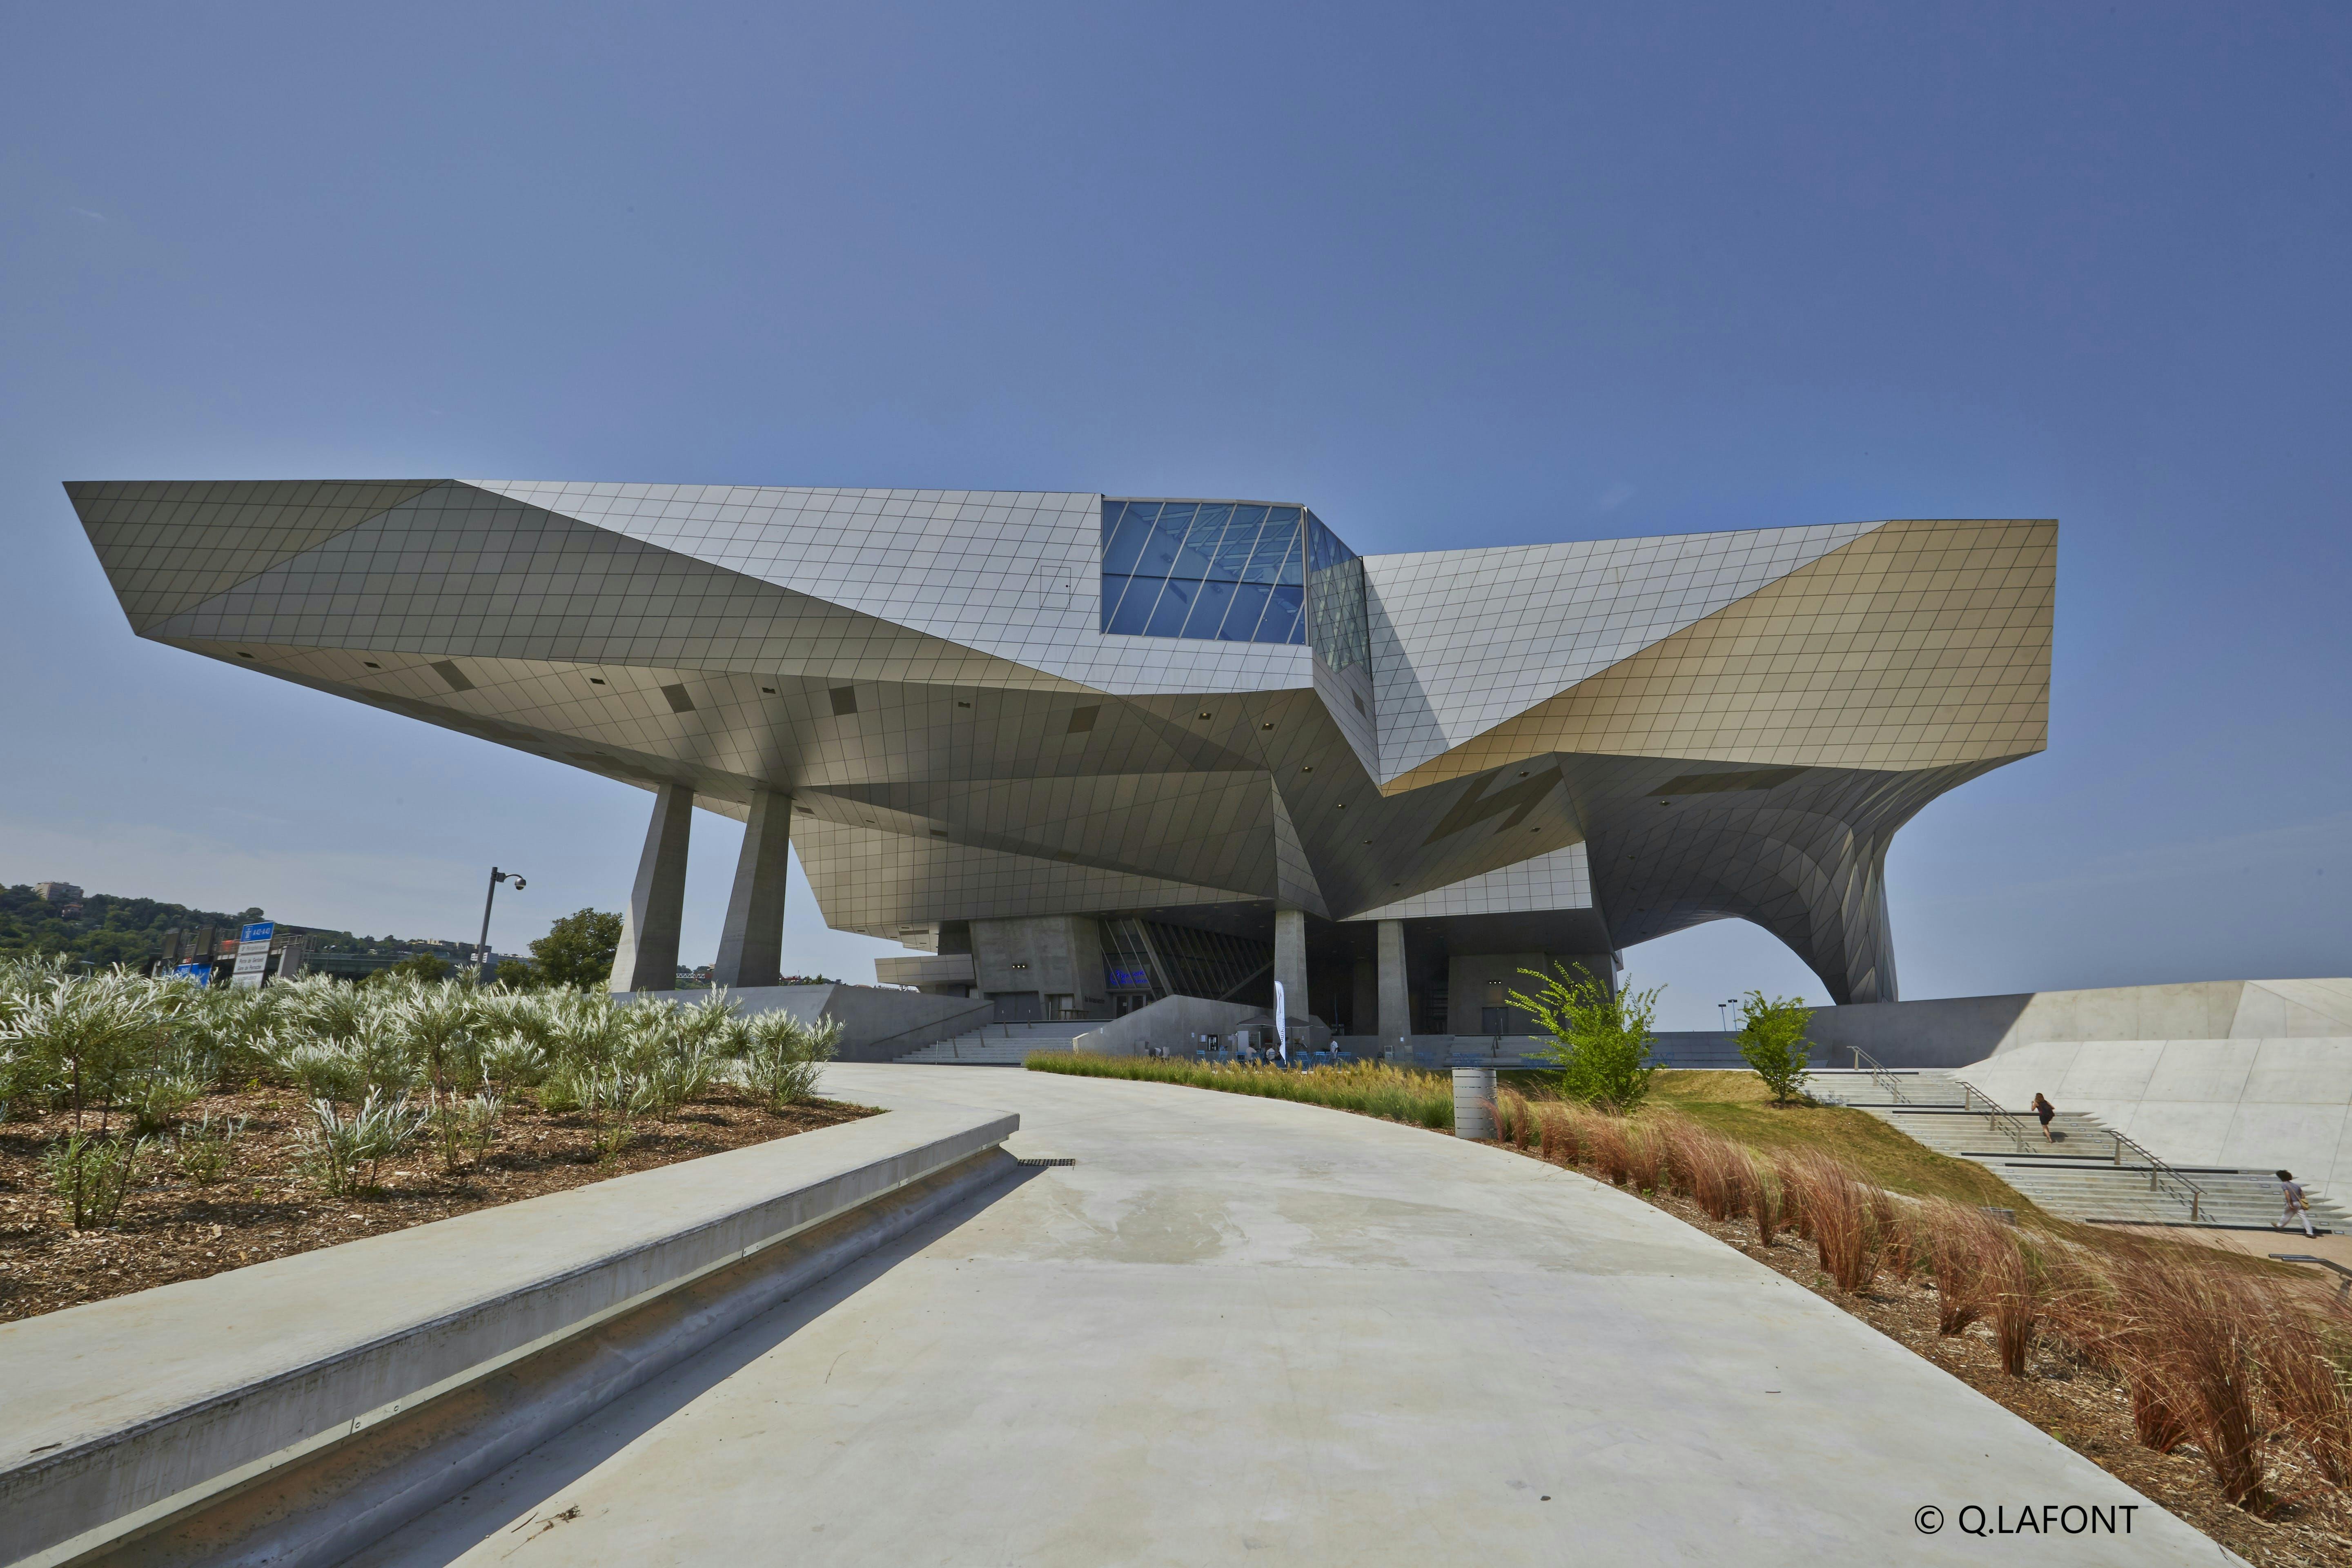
[[1735, 991, 1815, 1104], [174, 1112, 245, 1185], [44, 1130, 152, 1227], [1507, 963, 1662, 1112], [274, 1036, 365, 1105], [738, 1012, 839, 1110], [428, 1091, 502, 1170], [298, 1090, 425, 1196]]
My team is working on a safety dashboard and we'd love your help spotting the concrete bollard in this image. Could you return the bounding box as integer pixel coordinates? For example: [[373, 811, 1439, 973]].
[[1452, 1067, 1497, 1140]]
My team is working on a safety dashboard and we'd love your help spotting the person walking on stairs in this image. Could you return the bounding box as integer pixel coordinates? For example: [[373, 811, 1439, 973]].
[[2274, 1170, 2316, 1237], [2031, 1092, 2058, 1143]]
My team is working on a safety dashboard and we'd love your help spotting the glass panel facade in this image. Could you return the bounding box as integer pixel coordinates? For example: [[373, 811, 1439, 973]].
[[1100, 499, 1369, 669], [1304, 509, 1369, 672]]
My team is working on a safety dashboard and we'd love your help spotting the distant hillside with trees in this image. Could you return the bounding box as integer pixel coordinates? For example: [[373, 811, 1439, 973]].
[[0, 883, 467, 972]]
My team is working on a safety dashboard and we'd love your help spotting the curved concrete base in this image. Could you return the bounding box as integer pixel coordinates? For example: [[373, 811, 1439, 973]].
[[351, 1066, 2224, 1567]]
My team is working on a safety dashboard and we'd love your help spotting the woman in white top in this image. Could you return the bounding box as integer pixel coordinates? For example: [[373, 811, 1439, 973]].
[[2275, 1169, 2315, 1237]]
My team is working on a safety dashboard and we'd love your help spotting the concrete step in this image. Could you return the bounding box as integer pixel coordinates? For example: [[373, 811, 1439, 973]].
[[1816, 1071, 2343, 1230]]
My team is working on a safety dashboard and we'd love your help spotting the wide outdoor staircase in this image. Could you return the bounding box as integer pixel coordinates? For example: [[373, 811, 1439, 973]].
[[894, 1020, 1096, 1066], [1809, 1068, 2345, 1232]]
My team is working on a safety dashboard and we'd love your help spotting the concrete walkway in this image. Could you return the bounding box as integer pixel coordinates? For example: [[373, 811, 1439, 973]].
[[352, 1067, 2232, 1567]]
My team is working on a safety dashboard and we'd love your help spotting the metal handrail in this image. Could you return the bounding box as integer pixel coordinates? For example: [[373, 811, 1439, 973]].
[[1849, 1048, 2211, 1222], [1953, 1081, 2038, 1154], [1846, 1045, 1912, 1106], [1958, 1080, 2208, 1222]]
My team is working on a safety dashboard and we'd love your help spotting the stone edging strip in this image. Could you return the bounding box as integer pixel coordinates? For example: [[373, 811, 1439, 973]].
[[0, 1107, 1018, 1567]]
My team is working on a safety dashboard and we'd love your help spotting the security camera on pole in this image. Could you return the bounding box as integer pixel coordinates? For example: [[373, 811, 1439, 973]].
[[475, 866, 526, 982]]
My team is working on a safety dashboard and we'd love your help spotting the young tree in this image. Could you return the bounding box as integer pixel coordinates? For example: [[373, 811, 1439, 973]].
[[1507, 962, 1663, 1113], [530, 909, 625, 991], [1736, 990, 1815, 1104]]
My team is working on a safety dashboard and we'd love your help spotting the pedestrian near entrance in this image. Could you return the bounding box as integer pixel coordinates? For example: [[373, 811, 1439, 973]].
[[2275, 1170, 2316, 1237], [2031, 1092, 2057, 1143]]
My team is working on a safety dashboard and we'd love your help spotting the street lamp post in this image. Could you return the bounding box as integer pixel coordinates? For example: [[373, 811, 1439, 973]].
[[475, 866, 526, 982]]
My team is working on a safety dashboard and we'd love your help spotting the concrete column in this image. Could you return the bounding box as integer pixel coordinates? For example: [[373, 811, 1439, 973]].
[[610, 782, 692, 995], [1273, 906, 1309, 1025], [1376, 918, 1410, 1053], [1453, 1067, 1497, 1140], [713, 789, 792, 989]]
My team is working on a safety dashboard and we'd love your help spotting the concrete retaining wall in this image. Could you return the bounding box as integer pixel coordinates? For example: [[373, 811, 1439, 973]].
[[1800, 977, 2352, 1069], [0, 1107, 1018, 1568], [622, 982, 994, 1062], [1069, 996, 1262, 1056]]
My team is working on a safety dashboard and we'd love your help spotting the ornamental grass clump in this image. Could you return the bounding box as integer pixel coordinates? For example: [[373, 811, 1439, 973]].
[[1655, 1116, 1748, 1222], [1744, 1153, 1783, 1242], [2102, 1247, 2270, 1507], [1621, 1123, 1666, 1194], [1579, 1110, 1633, 1185], [1778, 1150, 1881, 1293], [2252, 1292, 2352, 1488], [1919, 1198, 2002, 1335]]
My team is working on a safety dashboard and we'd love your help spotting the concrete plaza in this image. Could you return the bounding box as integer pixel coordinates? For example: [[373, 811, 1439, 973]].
[[351, 1066, 2225, 1566]]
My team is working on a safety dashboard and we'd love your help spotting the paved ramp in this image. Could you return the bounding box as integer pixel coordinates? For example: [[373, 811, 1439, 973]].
[[352, 1067, 2227, 1567]]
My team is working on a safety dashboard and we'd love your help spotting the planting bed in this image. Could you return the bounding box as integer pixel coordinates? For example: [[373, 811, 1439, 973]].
[[0, 1085, 877, 1324], [1487, 1134, 2352, 1567]]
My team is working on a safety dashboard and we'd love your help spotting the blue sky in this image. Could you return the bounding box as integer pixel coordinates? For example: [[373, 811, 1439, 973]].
[[2, 4, 2345, 1028]]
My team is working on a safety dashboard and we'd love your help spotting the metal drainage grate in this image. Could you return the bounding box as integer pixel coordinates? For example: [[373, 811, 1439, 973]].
[[1016, 1156, 1076, 1167]]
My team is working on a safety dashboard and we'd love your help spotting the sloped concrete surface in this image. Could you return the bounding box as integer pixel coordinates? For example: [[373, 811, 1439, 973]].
[[352, 1067, 2232, 1567]]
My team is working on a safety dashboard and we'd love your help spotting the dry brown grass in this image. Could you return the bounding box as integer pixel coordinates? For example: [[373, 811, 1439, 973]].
[[1494, 1074, 2352, 1522]]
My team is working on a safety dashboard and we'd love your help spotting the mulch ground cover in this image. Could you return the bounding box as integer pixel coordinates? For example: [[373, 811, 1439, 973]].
[[0, 1086, 877, 1324], [1486, 1136, 2352, 1568]]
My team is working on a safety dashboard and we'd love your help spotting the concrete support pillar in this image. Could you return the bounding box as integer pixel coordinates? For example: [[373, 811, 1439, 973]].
[[1273, 906, 1309, 1025], [1376, 918, 1410, 1053], [713, 789, 793, 989], [610, 782, 692, 995]]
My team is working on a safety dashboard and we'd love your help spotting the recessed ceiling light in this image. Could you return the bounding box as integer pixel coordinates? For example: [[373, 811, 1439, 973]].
[[1260, 721, 1274, 730], [590, 678, 606, 685], [364, 662, 379, 668], [1197, 710, 1212, 720], [1300, 764, 1313, 773], [236, 651, 253, 659]]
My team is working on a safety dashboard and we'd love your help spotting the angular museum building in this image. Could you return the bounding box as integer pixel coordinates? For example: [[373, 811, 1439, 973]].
[[65, 481, 2054, 1039]]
